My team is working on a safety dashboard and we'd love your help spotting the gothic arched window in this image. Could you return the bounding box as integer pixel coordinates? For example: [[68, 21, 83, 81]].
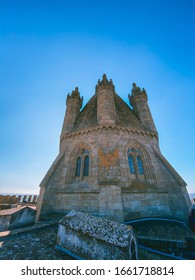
[[127, 147, 145, 179], [83, 156, 89, 176], [75, 149, 90, 180], [137, 156, 144, 175], [75, 157, 81, 177], [128, 155, 135, 174]]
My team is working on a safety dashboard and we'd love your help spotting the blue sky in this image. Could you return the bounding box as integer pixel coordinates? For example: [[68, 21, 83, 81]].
[[0, 0, 195, 194]]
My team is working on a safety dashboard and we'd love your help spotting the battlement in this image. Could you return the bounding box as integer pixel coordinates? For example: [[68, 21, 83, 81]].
[[0, 194, 38, 210]]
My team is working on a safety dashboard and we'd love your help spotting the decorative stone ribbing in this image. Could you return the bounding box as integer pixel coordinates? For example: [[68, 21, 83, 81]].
[[60, 124, 158, 143]]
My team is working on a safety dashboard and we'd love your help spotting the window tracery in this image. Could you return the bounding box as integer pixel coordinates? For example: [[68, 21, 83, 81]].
[[75, 157, 81, 177], [128, 155, 135, 174], [83, 156, 89, 176], [75, 149, 90, 180], [137, 156, 144, 175], [127, 147, 145, 179]]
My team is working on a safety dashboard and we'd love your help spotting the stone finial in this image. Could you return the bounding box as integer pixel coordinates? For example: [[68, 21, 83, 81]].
[[130, 83, 148, 100], [66, 87, 83, 108], [71, 86, 79, 97], [96, 74, 115, 92], [132, 83, 142, 96]]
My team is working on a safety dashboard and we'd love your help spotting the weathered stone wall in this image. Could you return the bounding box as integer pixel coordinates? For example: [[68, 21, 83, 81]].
[[60, 126, 159, 188], [54, 191, 99, 216], [122, 192, 172, 220], [0, 195, 18, 204], [37, 125, 191, 221]]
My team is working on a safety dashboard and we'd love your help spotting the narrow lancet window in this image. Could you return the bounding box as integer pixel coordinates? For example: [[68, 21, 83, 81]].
[[75, 157, 81, 177], [137, 156, 144, 175], [128, 155, 135, 174], [83, 156, 89, 176]]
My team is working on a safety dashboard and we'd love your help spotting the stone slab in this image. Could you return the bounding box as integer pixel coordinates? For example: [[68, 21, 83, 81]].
[[57, 210, 138, 260], [0, 206, 37, 231]]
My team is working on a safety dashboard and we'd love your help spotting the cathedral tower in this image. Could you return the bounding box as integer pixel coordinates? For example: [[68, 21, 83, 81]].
[[36, 75, 191, 223]]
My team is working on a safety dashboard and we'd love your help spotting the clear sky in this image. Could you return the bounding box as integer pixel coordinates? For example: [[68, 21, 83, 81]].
[[0, 0, 195, 195]]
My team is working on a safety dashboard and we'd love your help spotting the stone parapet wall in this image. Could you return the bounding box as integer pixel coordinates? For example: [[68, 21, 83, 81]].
[[0, 195, 38, 210], [0, 194, 38, 205]]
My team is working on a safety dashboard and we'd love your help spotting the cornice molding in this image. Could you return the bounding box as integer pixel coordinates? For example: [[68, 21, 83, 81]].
[[60, 125, 158, 143]]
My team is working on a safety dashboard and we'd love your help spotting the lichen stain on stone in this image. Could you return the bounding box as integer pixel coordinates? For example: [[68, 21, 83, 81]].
[[98, 148, 119, 167]]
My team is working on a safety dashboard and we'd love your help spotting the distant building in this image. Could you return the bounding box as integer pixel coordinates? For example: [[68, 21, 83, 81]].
[[36, 74, 191, 222]]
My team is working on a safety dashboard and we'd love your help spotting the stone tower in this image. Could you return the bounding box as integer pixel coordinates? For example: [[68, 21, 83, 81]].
[[96, 74, 116, 125], [36, 74, 191, 222], [129, 83, 157, 133], [61, 87, 83, 135]]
